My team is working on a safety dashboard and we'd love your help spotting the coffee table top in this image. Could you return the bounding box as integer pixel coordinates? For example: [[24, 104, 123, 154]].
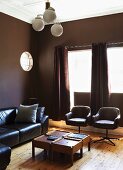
[[47, 130, 70, 138], [33, 130, 70, 144], [52, 138, 80, 147], [33, 130, 90, 143]]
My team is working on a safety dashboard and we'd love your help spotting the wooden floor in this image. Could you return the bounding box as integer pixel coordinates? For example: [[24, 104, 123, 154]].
[[6, 128, 123, 170]]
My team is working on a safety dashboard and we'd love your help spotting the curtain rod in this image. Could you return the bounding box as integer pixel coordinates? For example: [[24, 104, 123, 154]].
[[66, 44, 92, 50], [107, 41, 123, 46], [65, 41, 123, 49]]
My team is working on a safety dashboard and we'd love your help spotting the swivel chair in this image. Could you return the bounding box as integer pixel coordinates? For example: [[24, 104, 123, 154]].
[[65, 106, 91, 133], [92, 107, 120, 146]]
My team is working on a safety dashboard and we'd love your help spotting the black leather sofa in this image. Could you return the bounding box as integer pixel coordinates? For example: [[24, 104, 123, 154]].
[[0, 106, 49, 170]]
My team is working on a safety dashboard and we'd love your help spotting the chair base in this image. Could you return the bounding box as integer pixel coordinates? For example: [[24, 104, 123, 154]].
[[93, 136, 119, 146], [93, 129, 119, 146]]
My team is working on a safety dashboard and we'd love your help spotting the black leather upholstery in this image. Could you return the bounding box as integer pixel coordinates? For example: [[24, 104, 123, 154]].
[[0, 128, 19, 147], [2, 123, 41, 144], [0, 143, 11, 170], [40, 115, 49, 134], [0, 107, 49, 146], [65, 106, 91, 133], [0, 106, 49, 169], [0, 108, 16, 126], [92, 107, 120, 145]]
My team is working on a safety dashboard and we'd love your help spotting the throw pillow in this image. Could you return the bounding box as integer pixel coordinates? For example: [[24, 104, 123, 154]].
[[15, 104, 38, 123]]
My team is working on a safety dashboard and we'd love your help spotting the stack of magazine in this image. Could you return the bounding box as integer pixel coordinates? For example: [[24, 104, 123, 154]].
[[46, 133, 87, 141], [64, 133, 87, 140]]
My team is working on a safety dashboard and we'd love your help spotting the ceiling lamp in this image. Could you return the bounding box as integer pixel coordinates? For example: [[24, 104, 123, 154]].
[[32, 0, 63, 37], [51, 23, 63, 37], [32, 15, 45, 31], [43, 7, 56, 23]]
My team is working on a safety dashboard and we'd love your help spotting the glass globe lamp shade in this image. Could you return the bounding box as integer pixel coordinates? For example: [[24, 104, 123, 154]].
[[51, 23, 63, 37], [32, 15, 45, 31], [43, 7, 56, 23]]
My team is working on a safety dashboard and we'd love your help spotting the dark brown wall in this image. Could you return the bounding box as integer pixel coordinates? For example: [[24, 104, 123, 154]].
[[1, 11, 123, 125], [0, 12, 38, 108], [37, 13, 123, 124]]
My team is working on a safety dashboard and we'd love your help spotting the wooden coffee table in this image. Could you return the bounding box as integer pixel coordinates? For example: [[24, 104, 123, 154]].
[[32, 130, 91, 165], [32, 130, 69, 159]]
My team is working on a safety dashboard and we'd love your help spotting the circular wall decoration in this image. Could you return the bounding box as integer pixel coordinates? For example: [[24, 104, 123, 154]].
[[20, 52, 33, 71]]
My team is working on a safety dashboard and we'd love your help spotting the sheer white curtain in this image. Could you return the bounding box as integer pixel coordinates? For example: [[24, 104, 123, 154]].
[[68, 49, 92, 108], [107, 47, 123, 93]]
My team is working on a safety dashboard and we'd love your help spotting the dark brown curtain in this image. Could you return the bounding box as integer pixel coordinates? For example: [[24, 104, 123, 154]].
[[53, 46, 70, 120], [91, 43, 109, 116]]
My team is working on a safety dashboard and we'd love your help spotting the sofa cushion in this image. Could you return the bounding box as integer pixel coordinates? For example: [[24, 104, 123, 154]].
[[0, 127, 19, 147], [3, 123, 41, 143], [15, 104, 38, 123]]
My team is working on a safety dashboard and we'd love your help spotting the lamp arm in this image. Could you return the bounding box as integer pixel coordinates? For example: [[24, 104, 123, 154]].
[[46, 1, 50, 9]]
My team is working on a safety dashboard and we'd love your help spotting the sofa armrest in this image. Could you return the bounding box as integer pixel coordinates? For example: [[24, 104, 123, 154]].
[[0, 143, 11, 170], [40, 115, 49, 134]]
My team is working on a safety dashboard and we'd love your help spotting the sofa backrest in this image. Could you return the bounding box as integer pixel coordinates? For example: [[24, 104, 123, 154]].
[[0, 106, 46, 126], [0, 107, 17, 126]]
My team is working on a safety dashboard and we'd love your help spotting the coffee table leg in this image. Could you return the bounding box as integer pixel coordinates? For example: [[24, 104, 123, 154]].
[[80, 142, 83, 158], [43, 149, 47, 159], [80, 148, 83, 158], [88, 142, 90, 151], [32, 145, 35, 158], [71, 154, 73, 166], [50, 150, 53, 161], [88, 138, 91, 151], [49, 148, 53, 161]]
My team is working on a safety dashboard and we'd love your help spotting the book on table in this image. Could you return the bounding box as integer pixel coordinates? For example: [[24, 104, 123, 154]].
[[47, 135, 59, 141], [65, 133, 87, 140]]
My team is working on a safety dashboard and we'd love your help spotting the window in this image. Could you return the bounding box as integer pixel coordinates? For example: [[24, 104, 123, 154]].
[[68, 49, 92, 107], [107, 47, 123, 93]]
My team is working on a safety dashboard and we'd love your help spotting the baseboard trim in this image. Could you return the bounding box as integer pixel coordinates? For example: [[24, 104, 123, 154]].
[[49, 119, 123, 136]]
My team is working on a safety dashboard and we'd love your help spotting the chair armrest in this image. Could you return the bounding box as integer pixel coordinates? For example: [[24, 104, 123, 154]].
[[92, 113, 100, 122], [114, 114, 121, 125], [40, 115, 49, 134], [65, 112, 72, 121], [87, 112, 91, 123]]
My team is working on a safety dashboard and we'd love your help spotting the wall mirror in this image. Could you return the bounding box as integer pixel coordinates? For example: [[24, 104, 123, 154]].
[[20, 52, 33, 71]]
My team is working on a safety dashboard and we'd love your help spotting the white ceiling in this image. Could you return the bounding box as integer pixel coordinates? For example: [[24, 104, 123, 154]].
[[0, 0, 123, 24]]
